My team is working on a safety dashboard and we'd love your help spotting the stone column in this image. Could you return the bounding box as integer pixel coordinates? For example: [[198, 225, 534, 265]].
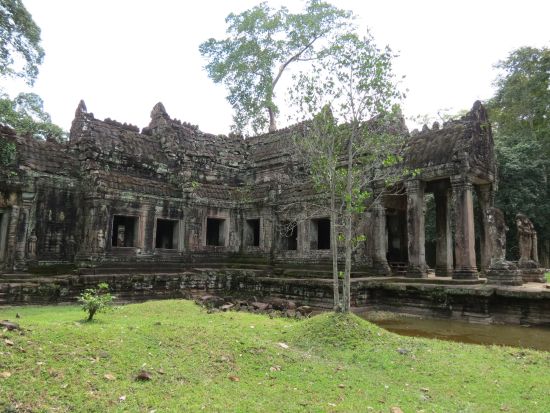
[[5, 205, 20, 271], [14, 192, 36, 271], [177, 219, 185, 252], [405, 179, 427, 278], [434, 188, 453, 277], [371, 199, 391, 275], [477, 184, 494, 273], [532, 233, 539, 263], [451, 176, 478, 279]]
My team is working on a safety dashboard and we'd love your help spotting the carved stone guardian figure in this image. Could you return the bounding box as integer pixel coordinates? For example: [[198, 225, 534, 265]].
[[515, 213, 545, 282], [27, 230, 38, 261], [485, 208, 522, 285], [97, 229, 106, 251]]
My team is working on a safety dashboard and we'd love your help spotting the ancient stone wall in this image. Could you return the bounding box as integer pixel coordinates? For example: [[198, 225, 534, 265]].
[[0, 100, 505, 284]]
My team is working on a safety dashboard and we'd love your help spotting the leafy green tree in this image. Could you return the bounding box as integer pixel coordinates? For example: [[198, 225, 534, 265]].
[[0, 91, 65, 141], [78, 283, 115, 322], [290, 33, 404, 312], [199, 1, 352, 134], [487, 47, 550, 264], [0, 0, 44, 84]]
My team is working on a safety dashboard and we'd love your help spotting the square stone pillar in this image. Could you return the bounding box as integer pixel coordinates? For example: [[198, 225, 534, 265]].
[[405, 180, 427, 278], [14, 192, 36, 271], [477, 184, 494, 273], [451, 176, 478, 279], [434, 188, 453, 277], [371, 199, 391, 275]]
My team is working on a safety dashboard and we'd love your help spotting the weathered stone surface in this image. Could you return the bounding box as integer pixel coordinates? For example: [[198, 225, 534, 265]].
[[220, 303, 234, 311], [0, 320, 19, 331], [251, 301, 270, 311], [516, 213, 545, 283], [7, 99, 548, 320], [486, 207, 522, 286], [0, 100, 500, 280]]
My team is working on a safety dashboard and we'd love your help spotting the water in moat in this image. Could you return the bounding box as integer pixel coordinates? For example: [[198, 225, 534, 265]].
[[359, 312, 550, 352]]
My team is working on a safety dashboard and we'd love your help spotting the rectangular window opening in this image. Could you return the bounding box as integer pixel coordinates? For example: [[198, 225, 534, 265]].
[[280, 221, 298, 251], [311, 218, 331, 250], [206, 218, 226, 246], [245, 218, 260, 247], [111, 215, 138, 247], [156, 219, 178, 249]]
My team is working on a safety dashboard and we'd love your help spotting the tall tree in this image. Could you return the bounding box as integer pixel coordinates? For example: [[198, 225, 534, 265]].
[[487, 46, 550, 265], [199, 0, 352, 135], [0, 91, 65, 141], [0, 0, 44, 85], [290, 33, 404, 312]]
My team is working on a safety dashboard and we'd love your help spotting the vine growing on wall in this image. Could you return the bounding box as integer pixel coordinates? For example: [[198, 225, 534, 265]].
[[0, 137, 16, 167]]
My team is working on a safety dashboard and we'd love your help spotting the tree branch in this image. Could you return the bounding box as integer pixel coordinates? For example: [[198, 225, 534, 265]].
[[271, 34, 321, 91]]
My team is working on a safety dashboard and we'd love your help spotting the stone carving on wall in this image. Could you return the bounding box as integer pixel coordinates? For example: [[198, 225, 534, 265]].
[[97, 229, 106, 251], [516, 213, 538, 266], [489, 207, 507, 262], [515, 213, 545, 282], [27, 230, 37, 260]]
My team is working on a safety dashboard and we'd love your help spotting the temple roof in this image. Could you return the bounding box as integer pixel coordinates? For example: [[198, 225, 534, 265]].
[[1, 100, 496, 201], [404, 101, 496, 180]]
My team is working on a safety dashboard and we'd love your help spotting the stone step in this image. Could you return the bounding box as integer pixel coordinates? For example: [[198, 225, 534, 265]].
[[280, 268, 372, 279], [78, 265, 188, 275], [352, 276, 486, 285], [0, 275, 70, 283]]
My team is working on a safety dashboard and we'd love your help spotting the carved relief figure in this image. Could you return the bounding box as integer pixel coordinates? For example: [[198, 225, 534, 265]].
[[487, 207, 507, 263], [27, 230, 37, 259], [97, 229, 106, 251], [516, 213, 538, 266], [67, 235, 76, 260]]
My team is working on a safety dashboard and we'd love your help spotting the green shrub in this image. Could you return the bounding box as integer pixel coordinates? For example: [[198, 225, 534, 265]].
[[78, 283, 114, 321]]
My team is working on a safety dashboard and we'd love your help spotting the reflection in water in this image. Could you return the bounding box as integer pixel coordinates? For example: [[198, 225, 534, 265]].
[[358, 312, 550, 352]]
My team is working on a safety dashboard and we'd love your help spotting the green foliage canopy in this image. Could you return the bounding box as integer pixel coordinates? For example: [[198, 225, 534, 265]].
[[290, 32, 404, 311], [0, 0, 44, 84], [78, 283, 115, 322], [0, 91, 65, 141], [199, 0, 353, 134], [487, 46, 549, 260]]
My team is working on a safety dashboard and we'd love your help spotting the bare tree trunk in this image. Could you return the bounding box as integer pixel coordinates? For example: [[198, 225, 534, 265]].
[[343, 208, 352, 312], [342, 127, 355, 313], [268, 107, 277, 132], [330, 192, 340, 311]]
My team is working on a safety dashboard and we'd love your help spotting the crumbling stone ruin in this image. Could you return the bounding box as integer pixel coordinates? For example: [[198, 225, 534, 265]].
[[515, 213, 546, 282], [485, 207, 522, 285], [0, 100, 543, 288]]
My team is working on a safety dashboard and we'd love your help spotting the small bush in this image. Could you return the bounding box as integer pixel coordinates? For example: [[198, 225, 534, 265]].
[[78, 283, 114, 321]]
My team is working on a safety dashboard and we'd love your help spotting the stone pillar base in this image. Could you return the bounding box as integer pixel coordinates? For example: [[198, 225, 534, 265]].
[[372, 259, 392, 276], [435, 265, 453, 277], [452, 267, 478, 280], [520, 268, 546, 283], [486, 269, 523, 286], [486, 260, 522, 285], [406, 264, 427, 278]]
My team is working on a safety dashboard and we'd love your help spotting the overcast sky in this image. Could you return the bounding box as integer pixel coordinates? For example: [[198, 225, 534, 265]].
[[6, 0, 550, 135]]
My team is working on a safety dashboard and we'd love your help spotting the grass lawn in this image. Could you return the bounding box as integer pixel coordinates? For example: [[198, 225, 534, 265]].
[[1, 300, 549, 412]]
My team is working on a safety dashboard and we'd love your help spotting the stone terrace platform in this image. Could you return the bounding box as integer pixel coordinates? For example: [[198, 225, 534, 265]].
[[1, 267, 548, 327]]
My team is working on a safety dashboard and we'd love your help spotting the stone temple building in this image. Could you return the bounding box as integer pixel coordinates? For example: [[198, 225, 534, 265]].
[[0, 99, 503, 282]]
